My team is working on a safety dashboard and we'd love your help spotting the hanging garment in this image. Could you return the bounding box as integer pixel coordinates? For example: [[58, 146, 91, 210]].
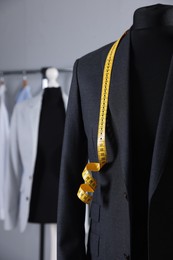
[[16, 85, 32, 103], [4, 87, 67, 232], [57, 5, 173, 260], [28, 88, 65, 223], [0, 84, 9, 220]]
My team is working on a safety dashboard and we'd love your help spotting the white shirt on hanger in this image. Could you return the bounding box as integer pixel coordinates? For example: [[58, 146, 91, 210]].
[[0, 84, 9, 220]]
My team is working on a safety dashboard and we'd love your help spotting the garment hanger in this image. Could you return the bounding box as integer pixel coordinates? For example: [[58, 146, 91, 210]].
[[0, 77, 4, 87], [0, 72, 5, 87], [0, 74, 7, 96], [22, 71, 28, 88], [46, 67, 60, 88]]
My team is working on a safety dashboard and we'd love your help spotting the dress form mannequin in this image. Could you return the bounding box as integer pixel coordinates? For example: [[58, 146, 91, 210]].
[[130, 4, 173, 259], [44, 67, 60, 260], [29, 67, 65, 260], [46, 67, 60, 260], [46, 67, 60, 88]]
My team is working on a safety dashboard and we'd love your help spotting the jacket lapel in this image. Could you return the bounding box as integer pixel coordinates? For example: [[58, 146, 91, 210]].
[[107, 28, 173, 205], [108, 30, 132, 193], [148, 55, 173, 204]]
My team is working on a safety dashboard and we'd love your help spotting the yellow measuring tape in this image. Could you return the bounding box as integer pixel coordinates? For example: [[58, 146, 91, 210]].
[[77, 31, 127, 204]]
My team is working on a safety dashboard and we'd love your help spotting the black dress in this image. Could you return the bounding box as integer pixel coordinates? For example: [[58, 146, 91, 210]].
[[28, 87, 65, 223]]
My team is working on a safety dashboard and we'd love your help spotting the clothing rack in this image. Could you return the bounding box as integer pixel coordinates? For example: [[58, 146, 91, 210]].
[[1, 68, 72, 76], [2, 67, 67, 260]]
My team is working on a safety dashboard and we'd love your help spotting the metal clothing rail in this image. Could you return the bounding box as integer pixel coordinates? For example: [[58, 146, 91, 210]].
[[1, 68, 72, 76]]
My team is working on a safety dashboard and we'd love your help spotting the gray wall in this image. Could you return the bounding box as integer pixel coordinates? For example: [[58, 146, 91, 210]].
[[1, 0, 172, 71], [0, 0, 173, 260]]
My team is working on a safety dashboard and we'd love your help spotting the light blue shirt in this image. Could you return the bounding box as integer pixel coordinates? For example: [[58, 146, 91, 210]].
[[16, 85, 32, 103]]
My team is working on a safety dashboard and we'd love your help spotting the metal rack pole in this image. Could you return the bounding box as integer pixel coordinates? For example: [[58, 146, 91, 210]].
[[40, 224, 45, 260], [1, 68, 72, 76]]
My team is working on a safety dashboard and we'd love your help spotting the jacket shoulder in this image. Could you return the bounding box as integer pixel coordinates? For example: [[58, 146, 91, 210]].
[[77, 41, 116, 77], [79, 41, 116, 62]]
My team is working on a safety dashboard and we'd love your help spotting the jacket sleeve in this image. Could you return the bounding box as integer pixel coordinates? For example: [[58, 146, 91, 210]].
[[57, 59, 88, 259], [4, 104, 22, 230]]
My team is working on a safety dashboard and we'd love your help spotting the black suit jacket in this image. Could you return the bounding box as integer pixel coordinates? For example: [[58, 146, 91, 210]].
[[57, 29, 173, 260]]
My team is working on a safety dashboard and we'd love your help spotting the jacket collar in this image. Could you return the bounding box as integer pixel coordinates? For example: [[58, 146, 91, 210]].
[[148, 54, 173, 203]]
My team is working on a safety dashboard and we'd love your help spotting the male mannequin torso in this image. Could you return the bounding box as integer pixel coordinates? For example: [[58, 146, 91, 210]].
[[130, 4, 173, 259], [57, 4, 173, 260]]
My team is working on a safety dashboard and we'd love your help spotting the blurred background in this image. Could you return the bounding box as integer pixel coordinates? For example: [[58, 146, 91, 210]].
[[0, 0, 172, 260]]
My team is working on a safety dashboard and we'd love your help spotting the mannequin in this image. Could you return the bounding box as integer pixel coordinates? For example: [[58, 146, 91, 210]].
[[46, 67, 60, 88], [46, 67, 60, 260], [130, 4, 173, 259], [56, 4, 173, 260], [28, 67, 65, 260]]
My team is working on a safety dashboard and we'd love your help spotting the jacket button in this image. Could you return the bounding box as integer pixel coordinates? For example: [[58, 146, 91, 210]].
[[123, 192, 128, 200], [29, 176, 32, 180], [26, 197, 30, 201]]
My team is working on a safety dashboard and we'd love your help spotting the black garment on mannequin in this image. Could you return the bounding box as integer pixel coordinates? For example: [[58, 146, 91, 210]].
[[132, 4, 173, 30], [130, 4, 173, 260], [28, 87, 65, 223]]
